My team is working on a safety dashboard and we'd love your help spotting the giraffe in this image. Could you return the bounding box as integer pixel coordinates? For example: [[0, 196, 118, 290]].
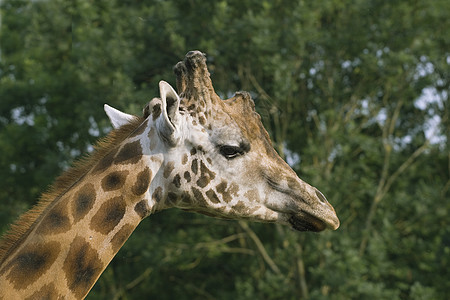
[[0, 51, 339, 299]]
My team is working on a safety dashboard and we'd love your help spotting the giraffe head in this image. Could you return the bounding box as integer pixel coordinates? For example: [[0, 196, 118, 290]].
[[107, 51, 339, 232]]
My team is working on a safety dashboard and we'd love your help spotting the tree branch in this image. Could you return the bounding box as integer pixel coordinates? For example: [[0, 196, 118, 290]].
[[125, 267, 152, 290], [359, 99, 433, 256], [295, 243, 309, 299], [239, 221, 281, 274]]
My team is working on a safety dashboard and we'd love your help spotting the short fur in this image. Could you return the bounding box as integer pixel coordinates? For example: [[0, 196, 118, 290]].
[[0, 117, 144, 264]]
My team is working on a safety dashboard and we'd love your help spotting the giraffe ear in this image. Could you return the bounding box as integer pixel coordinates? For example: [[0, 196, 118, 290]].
[[104, 104, 137, 129], [157, 81, 181, 145]]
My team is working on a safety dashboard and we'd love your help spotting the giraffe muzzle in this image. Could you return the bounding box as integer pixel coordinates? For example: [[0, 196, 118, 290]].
[[287, 190, 340, 232], [265, 175, 340, 231]]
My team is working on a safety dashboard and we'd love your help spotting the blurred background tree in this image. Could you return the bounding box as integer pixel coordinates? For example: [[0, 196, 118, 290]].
[[0, 0, 448, 299]]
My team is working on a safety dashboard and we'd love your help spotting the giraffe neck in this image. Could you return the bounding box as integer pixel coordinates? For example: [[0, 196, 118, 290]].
[[0, 118, 167, 299]]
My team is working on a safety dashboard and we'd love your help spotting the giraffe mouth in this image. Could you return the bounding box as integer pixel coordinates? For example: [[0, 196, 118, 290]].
[[287, 212, 328, 232], [264, 176, 339, 231]]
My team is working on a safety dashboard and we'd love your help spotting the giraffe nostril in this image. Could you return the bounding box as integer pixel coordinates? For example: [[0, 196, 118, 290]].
[[315, 189, 328, 204]]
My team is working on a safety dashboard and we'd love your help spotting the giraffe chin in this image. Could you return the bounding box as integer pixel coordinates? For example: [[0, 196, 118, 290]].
[[288, 213, 327, 232]]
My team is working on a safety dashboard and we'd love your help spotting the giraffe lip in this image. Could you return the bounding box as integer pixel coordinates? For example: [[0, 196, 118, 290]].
[[288, 212, 327, 232]]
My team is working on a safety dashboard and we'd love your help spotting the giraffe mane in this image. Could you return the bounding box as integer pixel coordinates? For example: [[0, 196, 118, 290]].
[[0, 116, 145, 263]]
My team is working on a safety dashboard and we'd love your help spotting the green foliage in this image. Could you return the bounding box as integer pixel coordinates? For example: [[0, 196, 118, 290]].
[[0, 0, 448, 299]]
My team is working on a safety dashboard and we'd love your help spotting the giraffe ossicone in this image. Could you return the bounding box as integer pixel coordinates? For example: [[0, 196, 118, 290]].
[[0, 50, 339, 299]]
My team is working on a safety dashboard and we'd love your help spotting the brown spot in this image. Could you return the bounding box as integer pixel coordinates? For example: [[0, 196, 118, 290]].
[[90, 196, 126, 234], [132, 167, 151, 195], [148, 126, 155, 137], [244, 189, 260, 203], [187, 104, 196, 111], [172, 174, 181, 188], [111, 224, 135, 253], [180, 191, 191, 205], [216, 181, 239, 203], [191, 159, 198, 175], [196, 161, 216, 188], [230, 183, 240, 195], [129, 119, 148, 138], [167, 192, 178, 205], [207, 157, 212, 164], [199, 115, 206, 125], [250, 205, 262, 215], [184, 171, 191, 183], [149, 128, 158, 150], [36, 200, 71, 235], [152, 103, 162, 120], [182, 153, 188, 165], [192, 187, 208, 207], [92, 147, 118, 174], [152, 187, 163, 202], [231, 200, 260, 216], [101, 170, 129, 191], [190, 148, 197, 156], [216, 181, 230, 202], [114, 141, 142, 165], [63, 236, 103, 299], [4, 241, 60, 290], [150, 155, 161, 163], [72, 183, 96, 223], [230, 202, 260, 217], [163, 161, 175, 178], [25, 283, 60, 300], [134, 200, 150, 219], [206, 189, 220, 204], [232, 200, 248, 214]]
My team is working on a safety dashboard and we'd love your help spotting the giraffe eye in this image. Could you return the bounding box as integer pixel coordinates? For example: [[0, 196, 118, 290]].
[[219, 145, 243, 159]]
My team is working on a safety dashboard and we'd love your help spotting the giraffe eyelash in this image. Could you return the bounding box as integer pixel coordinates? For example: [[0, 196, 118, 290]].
[[218, 142, 251, 160], [219, 145, 243, 159]]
